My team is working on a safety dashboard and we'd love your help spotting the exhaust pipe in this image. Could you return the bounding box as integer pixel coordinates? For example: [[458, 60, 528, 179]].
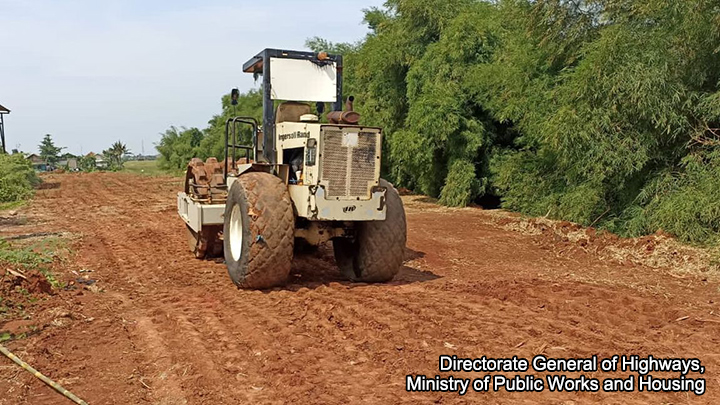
[[328, 95, 360, 125]]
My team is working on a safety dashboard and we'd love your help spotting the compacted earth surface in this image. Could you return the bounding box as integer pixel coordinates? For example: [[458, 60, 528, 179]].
[[1, 172, 719, 404]]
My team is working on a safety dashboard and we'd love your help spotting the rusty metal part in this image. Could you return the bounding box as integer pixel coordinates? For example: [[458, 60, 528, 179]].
[[186, 224, 222, 259], [183, 157, 229, 258], [185, 158, 209, 199], [220, 157, 254, 178], [327, 110, 361, 125], [327, 95, 360, 124], [186, 225, 206, 258], [204, 158, 227, 201], [184, 157, 233, 203], [294, 222, 347, 246], [221, 157, 236, 176], [187, 225, 198, 252]]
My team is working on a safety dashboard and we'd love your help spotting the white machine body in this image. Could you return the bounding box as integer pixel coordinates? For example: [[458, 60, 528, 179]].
[[273, 122, 386, 221]]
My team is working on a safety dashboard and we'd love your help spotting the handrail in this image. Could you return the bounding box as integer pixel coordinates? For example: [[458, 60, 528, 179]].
[[224, 117, 259, 183]]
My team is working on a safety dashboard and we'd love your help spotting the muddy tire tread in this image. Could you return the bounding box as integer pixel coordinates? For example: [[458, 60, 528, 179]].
[[224, 172, 294, 289], [334, 179, 406, 283]]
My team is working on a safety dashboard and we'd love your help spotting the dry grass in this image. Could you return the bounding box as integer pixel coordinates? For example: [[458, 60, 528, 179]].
[[402, 193, 720, 280], [600, 236, 719, 277], [493, 212, 720, 279], [401, 195, 479, 214]]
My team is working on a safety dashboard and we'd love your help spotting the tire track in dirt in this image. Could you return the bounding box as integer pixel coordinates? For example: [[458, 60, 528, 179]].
[[3, 172, 720, 404], [39, 174, 194, 405]]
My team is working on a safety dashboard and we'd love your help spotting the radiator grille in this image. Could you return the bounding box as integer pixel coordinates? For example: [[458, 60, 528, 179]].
[[320, 129, 379, 199]]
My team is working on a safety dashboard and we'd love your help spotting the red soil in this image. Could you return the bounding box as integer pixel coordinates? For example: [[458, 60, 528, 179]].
[[0, 172, 718, 404]]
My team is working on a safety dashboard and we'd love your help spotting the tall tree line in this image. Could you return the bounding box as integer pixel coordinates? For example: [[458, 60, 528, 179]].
[[158, 0, 720, 244]]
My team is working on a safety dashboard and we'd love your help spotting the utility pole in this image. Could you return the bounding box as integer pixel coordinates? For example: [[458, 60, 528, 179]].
[[0, 104, 10, 154], [0, 115, 4, 154]]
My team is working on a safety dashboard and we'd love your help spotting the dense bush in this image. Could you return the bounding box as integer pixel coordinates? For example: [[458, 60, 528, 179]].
[[343, 0, 720, 244], [158, 0, 720, 244], [474, 0, 720, 244], [0, 153, 41, 202]]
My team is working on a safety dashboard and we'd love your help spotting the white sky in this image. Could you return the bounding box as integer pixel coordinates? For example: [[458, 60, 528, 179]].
[[0, 0, 383, 155]]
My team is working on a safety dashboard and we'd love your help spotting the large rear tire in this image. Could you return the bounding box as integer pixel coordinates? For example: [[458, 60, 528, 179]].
[[333, 179, 407, 282], [223, 172, 295, 289]]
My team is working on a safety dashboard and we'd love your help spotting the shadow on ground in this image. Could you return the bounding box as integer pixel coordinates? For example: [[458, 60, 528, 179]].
[[280, 246, 439, 291]]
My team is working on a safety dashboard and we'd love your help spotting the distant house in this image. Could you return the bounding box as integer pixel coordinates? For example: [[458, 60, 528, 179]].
[[26, 153, 79, 171], [85, 152, 108, 169], [58, 158, 78, 170], [95, 155, 108, 169], [26, 154, 48, 171]]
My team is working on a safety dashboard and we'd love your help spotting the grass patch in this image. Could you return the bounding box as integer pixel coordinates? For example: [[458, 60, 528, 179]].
[[0, 331, 31, 343], [0, 238, 67, 289], [123, 160, 171, 176], [0, 200, 26, 211]]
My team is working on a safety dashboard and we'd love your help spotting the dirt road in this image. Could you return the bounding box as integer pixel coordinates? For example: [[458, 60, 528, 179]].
[[1, 172, 719, 404]]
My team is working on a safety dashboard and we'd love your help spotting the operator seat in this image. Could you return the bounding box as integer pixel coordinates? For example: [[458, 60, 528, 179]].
[[276, 102, 311, 123]]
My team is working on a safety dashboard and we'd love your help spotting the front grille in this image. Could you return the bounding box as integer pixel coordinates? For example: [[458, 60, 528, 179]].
[[320, 128, 379, 199]]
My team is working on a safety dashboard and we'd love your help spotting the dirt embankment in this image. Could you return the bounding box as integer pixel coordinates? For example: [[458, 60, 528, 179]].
[[1, 172, 719, 404]]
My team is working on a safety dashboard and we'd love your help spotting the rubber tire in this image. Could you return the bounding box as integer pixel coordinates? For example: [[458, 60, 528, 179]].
[[333, 179, 407, 282], [223, 172, 295, 289]]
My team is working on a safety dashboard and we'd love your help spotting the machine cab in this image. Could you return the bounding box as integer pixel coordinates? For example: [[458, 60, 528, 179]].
[[239, 49, 386, 221]]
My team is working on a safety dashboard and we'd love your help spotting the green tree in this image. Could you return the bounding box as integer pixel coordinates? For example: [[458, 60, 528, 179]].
[[338, 0, 494, 204], [310, 0, 720, 243], [78, 155, 97, 172], [156, 89, 263, 171], [103, 141, 130, 170], [483, 0, 720, 242], [39, 134, 63, 167], [0, 153, 40, 202], [305, 37, 359, 55], [200, 89, 263, 161], [154, 0, 720, 244], [156, 126, 204, 170]]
